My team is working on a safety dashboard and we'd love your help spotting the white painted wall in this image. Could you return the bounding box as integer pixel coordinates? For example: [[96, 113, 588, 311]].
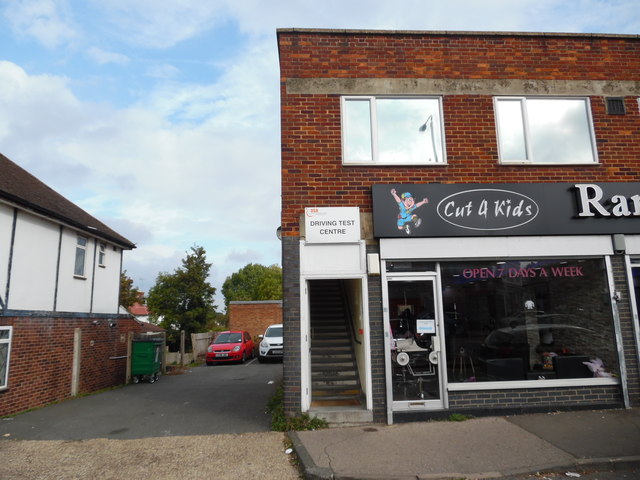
[[55, 229, 93, 313], [0, 204, 124, 314], [8, 212, 59, 311], [0, 204, 12, 305], [91, 243, 122, 313]]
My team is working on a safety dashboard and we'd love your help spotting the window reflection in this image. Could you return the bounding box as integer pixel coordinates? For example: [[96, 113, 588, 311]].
[[441, 259, 618, 383], [343, 98, 372, 162], [496, 97, 596, 164], [342, 97, 445, 165]]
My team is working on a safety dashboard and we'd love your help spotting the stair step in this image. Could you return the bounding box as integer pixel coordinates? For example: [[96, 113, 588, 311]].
[[313, 340, 349, 345], [309, 279, 363, 405], [313, 363, 357, 372], [312, 344, 351, 350], [312, 388, 362, 398], [310, 398, 363, 408], [311, 351, 354, 358], [312, 355, 355, 363], [313, 370, 357, 377], [311, 375, 358, 389]]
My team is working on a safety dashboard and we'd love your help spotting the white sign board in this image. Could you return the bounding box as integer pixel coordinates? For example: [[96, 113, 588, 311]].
[[305, 207, 360, 244], [416, 319, 436, 335]]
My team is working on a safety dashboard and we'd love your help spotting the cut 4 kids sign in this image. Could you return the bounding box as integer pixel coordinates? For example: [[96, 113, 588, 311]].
[[372, 182, 640, 238]]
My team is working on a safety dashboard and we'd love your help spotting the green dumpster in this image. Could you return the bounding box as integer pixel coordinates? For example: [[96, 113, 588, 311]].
[[131, 339, 162, 384]]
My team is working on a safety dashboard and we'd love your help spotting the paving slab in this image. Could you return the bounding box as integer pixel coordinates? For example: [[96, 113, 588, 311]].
[[505, 408, 640, 459], [293, 417, 575, 479]]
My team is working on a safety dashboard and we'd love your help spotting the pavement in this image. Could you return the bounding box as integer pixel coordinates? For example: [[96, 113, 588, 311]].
[[289, 407, 640, 480], [2, 364, 639, 479]]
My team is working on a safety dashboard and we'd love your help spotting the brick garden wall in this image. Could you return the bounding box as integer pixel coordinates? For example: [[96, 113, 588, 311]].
[[228, 301, 283, 340], [0, 315, 161, 417]]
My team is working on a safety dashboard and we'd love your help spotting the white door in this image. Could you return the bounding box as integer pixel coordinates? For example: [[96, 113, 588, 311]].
[[385, 276, 446, 412]]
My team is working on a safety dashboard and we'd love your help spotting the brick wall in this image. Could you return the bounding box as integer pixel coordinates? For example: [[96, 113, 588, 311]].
[[282, 237, 301, 416], [447, 385, 623, 412], [0, 316, 161, 417], [228, 301, 283, 339], [278, 31, 640, 236], [278, 30, 640, 417], [366, 244, 387, 422], [611, 255, 640, 406]]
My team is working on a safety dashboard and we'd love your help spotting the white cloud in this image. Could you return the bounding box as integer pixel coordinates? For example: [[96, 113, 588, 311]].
[[146, 63, 181, 80], [3, 0, 79, 49], [92, 0, 231, 49], [86, 46, 129, 65], [2, 0, 638, 307], [0, 55, 281, 302]]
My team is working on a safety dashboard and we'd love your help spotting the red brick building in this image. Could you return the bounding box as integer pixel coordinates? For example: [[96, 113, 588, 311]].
[[278, 29, 640, 424]]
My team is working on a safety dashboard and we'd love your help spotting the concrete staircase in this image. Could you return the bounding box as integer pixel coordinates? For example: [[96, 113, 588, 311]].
[[309, 280, 363, 409]]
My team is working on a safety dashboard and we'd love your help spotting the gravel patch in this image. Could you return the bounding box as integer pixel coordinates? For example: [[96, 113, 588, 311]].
[[0, 432, 301, 480]]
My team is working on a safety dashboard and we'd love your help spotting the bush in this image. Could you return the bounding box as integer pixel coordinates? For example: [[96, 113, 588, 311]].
[[267, 384, 328, 431], [447, 413, 474, 422]]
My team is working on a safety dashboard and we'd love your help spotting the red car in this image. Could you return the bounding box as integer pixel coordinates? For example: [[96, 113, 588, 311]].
[[206, 331, 254, 365]]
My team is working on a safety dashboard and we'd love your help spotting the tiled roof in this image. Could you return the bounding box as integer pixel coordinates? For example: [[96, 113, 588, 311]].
[[129, 303, 150, 316], [0, 152, 135, 249]]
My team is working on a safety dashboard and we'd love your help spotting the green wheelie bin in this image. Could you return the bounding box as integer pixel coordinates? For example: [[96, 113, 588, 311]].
[[131, 338, 162, 384]]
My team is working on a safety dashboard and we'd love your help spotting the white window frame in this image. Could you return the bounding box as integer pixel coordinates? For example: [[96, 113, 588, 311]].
[[341, 95, 447, 166], [74, 235, 88, 278], [0, 326, 12, 391], [494, 96, 598, 165], [98, 243, 106, 268]]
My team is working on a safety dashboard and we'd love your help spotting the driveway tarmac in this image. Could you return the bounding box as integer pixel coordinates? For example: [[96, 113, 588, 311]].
[[0, 361, 302, 480], [1, 359, 282, 440]]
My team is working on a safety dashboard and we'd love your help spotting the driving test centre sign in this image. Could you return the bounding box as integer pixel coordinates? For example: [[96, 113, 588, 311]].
[[305, 207, 360, 243]]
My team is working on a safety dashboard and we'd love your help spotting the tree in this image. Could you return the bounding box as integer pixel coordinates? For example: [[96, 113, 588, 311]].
[[221, 263, 282, 310], [120, 270, 140, 309], [146, 246, 218, 349]]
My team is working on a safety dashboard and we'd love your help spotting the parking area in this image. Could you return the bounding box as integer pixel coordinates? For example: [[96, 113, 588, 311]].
[[0, 359, 283, 440]]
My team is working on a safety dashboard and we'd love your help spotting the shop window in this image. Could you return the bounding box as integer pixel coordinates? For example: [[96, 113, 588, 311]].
[[440, 259, 618, 384], [0, 326, 12, 390], [495, 97, 597, 164], [341, 96, 446, 165], [74, 235, 88, 277]]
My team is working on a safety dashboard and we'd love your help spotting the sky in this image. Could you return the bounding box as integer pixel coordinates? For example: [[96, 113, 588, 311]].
[[0, 0, 638, 309]]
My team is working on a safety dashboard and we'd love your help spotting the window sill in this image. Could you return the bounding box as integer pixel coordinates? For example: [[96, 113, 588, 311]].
[[447, 376, 619, 391], [73, 275, 87, 280], [499, 161, 600, 166], [343, 162, 448, 167]]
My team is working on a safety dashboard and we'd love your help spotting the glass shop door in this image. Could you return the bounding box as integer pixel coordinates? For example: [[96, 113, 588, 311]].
[[385, 277, 445, 411]]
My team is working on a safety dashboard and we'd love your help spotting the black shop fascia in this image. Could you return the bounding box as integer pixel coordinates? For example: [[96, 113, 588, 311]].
[[372, 183, 640, 238]]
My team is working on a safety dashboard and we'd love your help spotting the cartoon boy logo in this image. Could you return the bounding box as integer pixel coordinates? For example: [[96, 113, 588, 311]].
[[391, 188, 429, 235]]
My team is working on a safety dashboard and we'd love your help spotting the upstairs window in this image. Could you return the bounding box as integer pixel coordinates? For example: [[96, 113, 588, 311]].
[[495, 97, 597, 164], [74, 235, 88, 277], [98, 243, 106, 267], [341, 96, 446, 165]]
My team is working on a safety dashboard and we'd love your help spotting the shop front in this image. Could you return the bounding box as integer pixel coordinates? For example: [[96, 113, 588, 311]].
[[374, 183, 639, 422]]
